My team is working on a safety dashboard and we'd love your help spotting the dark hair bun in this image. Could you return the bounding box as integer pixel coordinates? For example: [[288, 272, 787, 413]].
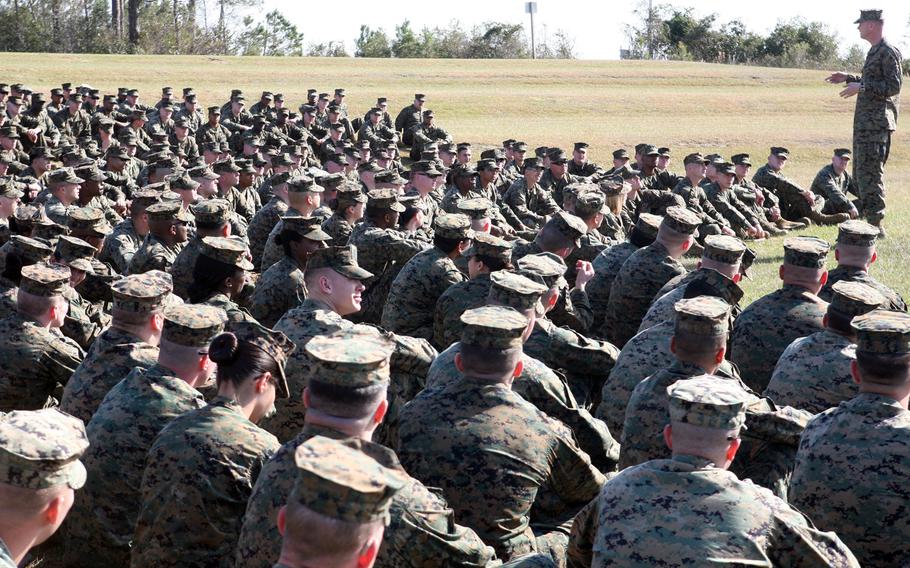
[[209, 332, 240, 364]]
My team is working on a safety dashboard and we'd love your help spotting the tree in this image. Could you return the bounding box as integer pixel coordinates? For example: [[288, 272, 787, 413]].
[[391, 20, 424, 58], [236, 10, 303, 56], [306, 41, 348, 57], [467, 21, 528, 59], [354, 25, 391, 57]]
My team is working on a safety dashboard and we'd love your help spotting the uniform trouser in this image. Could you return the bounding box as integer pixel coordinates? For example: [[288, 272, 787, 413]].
[[854, 130, 891, 225]]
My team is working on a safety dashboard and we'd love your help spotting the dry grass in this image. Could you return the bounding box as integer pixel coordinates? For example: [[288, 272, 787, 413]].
[[3, 53, 907, 304]]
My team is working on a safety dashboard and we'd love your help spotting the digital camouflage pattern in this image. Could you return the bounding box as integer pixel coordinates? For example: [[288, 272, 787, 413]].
[[0, 407, 88, 490], [638, 268, 744, 334], [790, 393, 910, 568], [381, 245, 467, 340], [168, 235, 203, 300], [811, 163, 858, 215], [131, 396, 280, 568], [58, 327, 159, 424], [128, 233, 183, 274], [569, 454, 860, 568], [433, 272, 493, 350], [819, 265, 907, 312], [605, 241, 687, 347], [588, 241, 639, 334], [730, 284, 828, 392], [399, 377, 604, 561], [504, 177, 560, 229], [248, 255, 307, 328], [247, 196, 289, 270], [63, 363, 206, 567]]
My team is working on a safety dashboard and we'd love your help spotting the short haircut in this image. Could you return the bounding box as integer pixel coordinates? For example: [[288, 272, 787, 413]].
[[434, 234, 467, 254], [473, 254, 511, 272], [536, 223, 575, 252], [306, 378, 387, 420], [459, 343, 522, 377], [856, 350, 910, 385], [17, 289, 63, 319], [282, 501, 381, 563]]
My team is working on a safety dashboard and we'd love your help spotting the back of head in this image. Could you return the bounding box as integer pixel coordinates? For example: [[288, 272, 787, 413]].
[[852, 309, 910, 388], [459, 305, 528, 381], [666, 376, 748, 466], [672, 296, 731, 367]]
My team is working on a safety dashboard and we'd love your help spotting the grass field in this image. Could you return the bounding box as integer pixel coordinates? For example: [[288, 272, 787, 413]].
[[3, 53, 907, 304]]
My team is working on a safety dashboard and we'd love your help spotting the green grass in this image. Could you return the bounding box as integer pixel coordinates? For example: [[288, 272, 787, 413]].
[[3, 53, 907, 304]]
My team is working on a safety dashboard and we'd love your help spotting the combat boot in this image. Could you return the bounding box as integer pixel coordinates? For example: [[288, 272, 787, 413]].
[[808, 210, 850, 226], [775, 217, 808, 231]]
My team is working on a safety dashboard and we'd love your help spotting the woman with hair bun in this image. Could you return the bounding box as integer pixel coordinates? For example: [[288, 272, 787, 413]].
[[130, 321, 296, 568]]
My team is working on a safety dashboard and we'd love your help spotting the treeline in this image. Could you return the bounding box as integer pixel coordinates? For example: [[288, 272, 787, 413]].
[[0, 0, 575, 58], [624, 2, 909, 71]]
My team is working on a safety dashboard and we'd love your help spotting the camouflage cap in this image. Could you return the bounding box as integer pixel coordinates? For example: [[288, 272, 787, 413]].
[[304, 326, 395, 387], [854, 9, 883, 23], [434, 214, 473, 240], [462, 233, 512, 263], [612, 148, 630, 159], [367, 188, 405, 213], [547, 148, 569, 163], [146, 201, 194, 223], [169, 175, 200, 191], [521, 157, 543, 171], [703, 235, 747, 266], [187, 164, 221, 181], [457, 197, 493, 220], [315, 172, 346, 188], [112, 271, 173, 314], [730, 153, 752, 166], [292, 435, 406, 524], [488, 270, 547, 311], [574, 189, 609, 218], [357, 161, 383, 174], [836, 219, 878, 248], [409, 160, 443, 177], [47, 167, 84, 185], [200, 237, 254, 271], [287, 176, 324, 194], [684, 268, 744, 308], [0, 125, 19, 140], [683, 152, 708, 165], [53, 235, 96, 274], [336, 187, 368, 207], [783, 236, 829, 269], [658, 147, 671, 157], [227, 321, 296, 398], [852, 308, 910, 357], [517, 253, 567, 289], [662, 206, 701, 235], [770, 146, 790, 159], [19, 262, 70, 297], [460, 305, 528, 350], [674, 296, 731, 337], [639, 144, 660, 156], [829, 280, 885, 319], [8, 235, 53, 264], [307, 245, 373, 280], [280, 215, 333, 242], [0, 408, 88, 490], [191, 199, 232, 226], [162, 304, 227, 347], [635, 213, 663, 239], [715, 162, 736, 176], [705, 153, 725, 165], [212, 159, 241, 174], [833, 148, 852, 159], [667, 376, 748, 431], [0, 178, 24, 199], [551, 211, 588, 245]]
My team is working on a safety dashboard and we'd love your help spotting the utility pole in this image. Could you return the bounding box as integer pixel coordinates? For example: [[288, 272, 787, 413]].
[[526, 2, 537, 59], [647, 0, 653, 59]]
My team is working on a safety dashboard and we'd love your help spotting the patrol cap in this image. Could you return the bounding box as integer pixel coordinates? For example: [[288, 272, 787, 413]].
[[488, 270, 547, 311], [667, 376, 748, 430], [434, 214, 473, 240], [683, 152, 709, 165], [783, 236, 829, 269], [67, 207, 113, 237], [212, 158, 241, 174], [224, 321, 295, 398], [128, 110, 147, 122], [481, 148, 506, 160], [53, 236, 96, 274], [674, 296, 731, 337], [518, 253, 567, 289], [273, 153, 296, 168], [307, 245, 373, 280], [373, 170, 408, 185], [287, 176, 324, 193], [613, 148, 630, 159], [410, 160, 443, 177], [551, 211, 588, 245], [169, 175, 200, 191], [367, 188, 406, 212], [684, 268, 744, 307], [462, 232, 512, 263], [615, 165, 641, 180], [852, 309, 910, 356], [305, 326, 395, 387], [19, 262, 70, 297], [47, 167, 84, 185], [280, 215, 333, 242], [522, 157, 543, 170], [106, 146, 131, 161], [200, 237, 254, 271], [112, 271, 173, 314], [357, 161, 383, 174], [292, 435, 405, 524], [460, 305, 529, 350], [547, 148, 569, 163], [703, 235, 747, 266], [662, 206, 701, 235], [658, 147, 671, 157], [730, 153, 752, 166], [207, 105, 221, 115], [422, 109, 434, 119], [145, 201, 194, 223], [715, 162, 736, 176], [639, 144, 659, 156], [0, 408, 88, 490], [457, 197, 493, 220], [534, 146, 549, 159], [414, 93, 426, 101], [854, 9, 883, 23], [635, 212, 663, 239], [162, 304, 227, 347], [833, 148, 852, 159], [3, 97, 22, 108], [598, 177, 631, 197], [770, 146, 789, 159], [574, 189, 609, 217], [8, 235, 53, 264], [837, 219, 878, 248], [0, 179, 24, 199], [299, 104, 316, 114], [336, 187, 368, 207], [477, 158, 499, 171], [573, 142, 590, 151], [829, 280, 885, 319]]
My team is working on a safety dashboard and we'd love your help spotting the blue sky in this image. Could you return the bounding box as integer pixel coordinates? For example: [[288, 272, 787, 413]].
[[256, 0, 909, 59]]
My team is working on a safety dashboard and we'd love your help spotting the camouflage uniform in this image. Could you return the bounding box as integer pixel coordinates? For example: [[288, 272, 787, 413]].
[[131, 396, 280, 568], [62, 304, 224, 568], [433, 272, 493, 350], [248, 255, 307, 328], [400, 308, 605, 562], [638, 267, 744, 334], [790, 304, 910, 567], [672, 177, 729, 236], [812, 162, 858, 215], [753, 159, 826, 222], [320, 212, 355, 243], [129, 226, 186, 274], [504, 176, 559, 229], [168, 235, 203, 300], [821, 266, 906, 311], [97, 217, 143, 275], [381, 214, 470, 340], [844, 32, 902, 226], [247, 194, 289, 270]]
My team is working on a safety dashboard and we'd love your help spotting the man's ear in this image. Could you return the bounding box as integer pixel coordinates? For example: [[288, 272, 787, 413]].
[[454, 352, 464, 373], [871, 250, 878, 264], [819, 270, 829, 286], [374, 398, 389, 425], [681, 236, 693, 252], [663, 425, 673, 450], [669, 336, 677, 355], [357, 540, 381, 568], [150, 312, 165, 332], [851, 359, 862, 385], [277, 506, 287, 536], [513, 359, 524, 378], [725, 437, 742, 463]]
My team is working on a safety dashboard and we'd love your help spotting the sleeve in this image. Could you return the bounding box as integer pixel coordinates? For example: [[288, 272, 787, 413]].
[[864, 48, 903, 99], [505, 183, 543, 223], [42, 335, 85, 388], [710, 192, 751, 228], [550, 429, 606, 507], [567, 497, 600, 568], [768, 509, 861, 567], [817, 171, 853, 212]]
